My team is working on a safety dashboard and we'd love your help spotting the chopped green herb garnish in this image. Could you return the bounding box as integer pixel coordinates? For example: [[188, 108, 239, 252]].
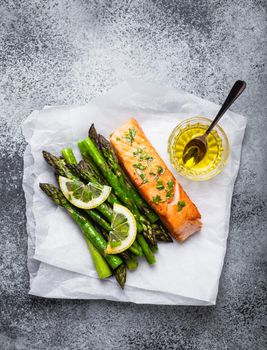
[[166, 192, 174, 199], [156, 180, 164, 190], [133, 163, 147, 170], [156, 166, 164, 175], [152, 195, 164, 204], [116, 137, 121, 141], [129, 128, 136, 141], [149, 171, 156, 176], [177, 200, 186, 211], [125, 127, 136, 143], [133, 147, 143, 156], [165, 179, 174, 199], [140, 173, 148, 184], [167, 180, 174, 189], [140, 154, 154, 162]]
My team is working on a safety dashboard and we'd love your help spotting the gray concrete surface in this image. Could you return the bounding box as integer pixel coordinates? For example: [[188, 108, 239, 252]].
[[0, 1, 266, 349]]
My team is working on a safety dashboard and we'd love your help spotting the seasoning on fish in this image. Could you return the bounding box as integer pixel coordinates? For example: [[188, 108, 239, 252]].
[[110, 118, 202, 242]]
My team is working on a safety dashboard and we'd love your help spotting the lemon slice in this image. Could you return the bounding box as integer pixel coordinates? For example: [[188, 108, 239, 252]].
[[58, 176, 111, 209], [105, 203, 137, 254]]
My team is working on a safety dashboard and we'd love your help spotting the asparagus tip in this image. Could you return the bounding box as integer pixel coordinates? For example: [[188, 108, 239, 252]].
[[39, 183, 67, 208], [114, 264, 127, 289], [88, 124, 99, 146], [42, 150, 59, 168]]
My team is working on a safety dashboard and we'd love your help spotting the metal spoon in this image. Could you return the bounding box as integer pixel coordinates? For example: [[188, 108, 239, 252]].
[[182, 80, 246, 167]]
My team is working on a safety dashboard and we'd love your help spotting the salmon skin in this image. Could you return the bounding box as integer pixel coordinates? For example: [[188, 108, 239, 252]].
[[110, 118, 202, 242]]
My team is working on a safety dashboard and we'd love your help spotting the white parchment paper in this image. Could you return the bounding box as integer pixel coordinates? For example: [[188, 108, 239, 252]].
[[22, 80, 247, 305]]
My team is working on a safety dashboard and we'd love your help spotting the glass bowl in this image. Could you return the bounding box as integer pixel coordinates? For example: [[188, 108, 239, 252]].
[[168, 117, 230, 181]]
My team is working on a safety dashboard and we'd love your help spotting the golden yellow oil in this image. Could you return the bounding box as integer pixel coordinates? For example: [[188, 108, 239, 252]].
[[171, 123, 224, 175]]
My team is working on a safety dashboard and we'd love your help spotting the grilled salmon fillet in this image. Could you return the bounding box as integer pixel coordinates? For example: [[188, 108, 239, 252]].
[[110, 118, 202, 242]]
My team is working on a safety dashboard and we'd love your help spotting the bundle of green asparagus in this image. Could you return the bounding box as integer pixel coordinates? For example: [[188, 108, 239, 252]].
[[40, 124, 172, 289]]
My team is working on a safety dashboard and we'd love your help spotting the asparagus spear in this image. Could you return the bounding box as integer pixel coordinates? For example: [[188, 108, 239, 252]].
[[150, 244, 159, 253], [136, 234, 156, 265], [97, 132, 158, 223], [78, 140, 104, 178], [88, 123, 100, 147], [97, 134, 172, 242], [77, 156, 172, 242], [93, 223, 138, 270], [89, 213, 141, 257], [71, 151, 157, 262], [124, 255, 138, 270], [43, 151, 113, 222], [68, 161, 120, 210], [85, 238, 112, 279], [69, 159, 154, 252], [60, 145, 156, 261], [43, 151, 142, 257], [55, 149, 142, 256], [87, 130, 161, 236], [62, 148, 77, 165], [114, 263, 127, 289], [68, 161, 144, 257], [77, 140, 157, 261], [85, 208, 111, 232], [153, 226, 173, 242], [39, 183, 122, 270], [80, 137, 157, 246], [80, 138, 132, 207]]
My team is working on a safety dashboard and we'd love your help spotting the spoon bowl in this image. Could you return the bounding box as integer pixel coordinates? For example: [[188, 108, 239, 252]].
[[182, 134, 207, 167]]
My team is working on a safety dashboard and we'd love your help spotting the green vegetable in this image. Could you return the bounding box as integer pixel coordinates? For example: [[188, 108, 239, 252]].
[[154, 227, 173, 242], [94, 131, 171, 246], [96, 130, 160, 227], [156, 180, 164, 190], [156, 166, 164, 175], [114, 264, 127, 288], [140, 154, 153, 162], [86, 238, 112, 279], [152, 195, 164, 204], [82, 135, 157, 246], [39, 183, 122, 270], [136, 234, 156, 265], [62, 148, 77, 165], [167, 180, 174, 188], [133, 148, 143, 156], [43, 150, 141, 257], [133, 163, 147, 170], [43, 150, 113, 222], [77, 140, 92, 163], [69, 161, 143, 257], [124, 255, 138, 270], [177, 200, 186, 211], [140, 173, 148, 184], [125, 127, 136, 143], [166, 179, 174, 199]]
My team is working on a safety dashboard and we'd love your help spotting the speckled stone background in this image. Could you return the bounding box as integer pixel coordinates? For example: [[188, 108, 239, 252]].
[[0, 0, 266, 349]]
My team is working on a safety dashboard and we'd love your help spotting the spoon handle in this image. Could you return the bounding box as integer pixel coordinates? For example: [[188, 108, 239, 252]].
[[206, 80, 246, 135]]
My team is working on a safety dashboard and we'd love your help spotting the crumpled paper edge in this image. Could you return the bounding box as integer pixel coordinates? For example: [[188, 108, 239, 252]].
[[22, 111, 41, 289]]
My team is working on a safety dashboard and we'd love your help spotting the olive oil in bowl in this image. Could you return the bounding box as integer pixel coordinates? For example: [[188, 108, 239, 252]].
[[168, 117, 230, 181]]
